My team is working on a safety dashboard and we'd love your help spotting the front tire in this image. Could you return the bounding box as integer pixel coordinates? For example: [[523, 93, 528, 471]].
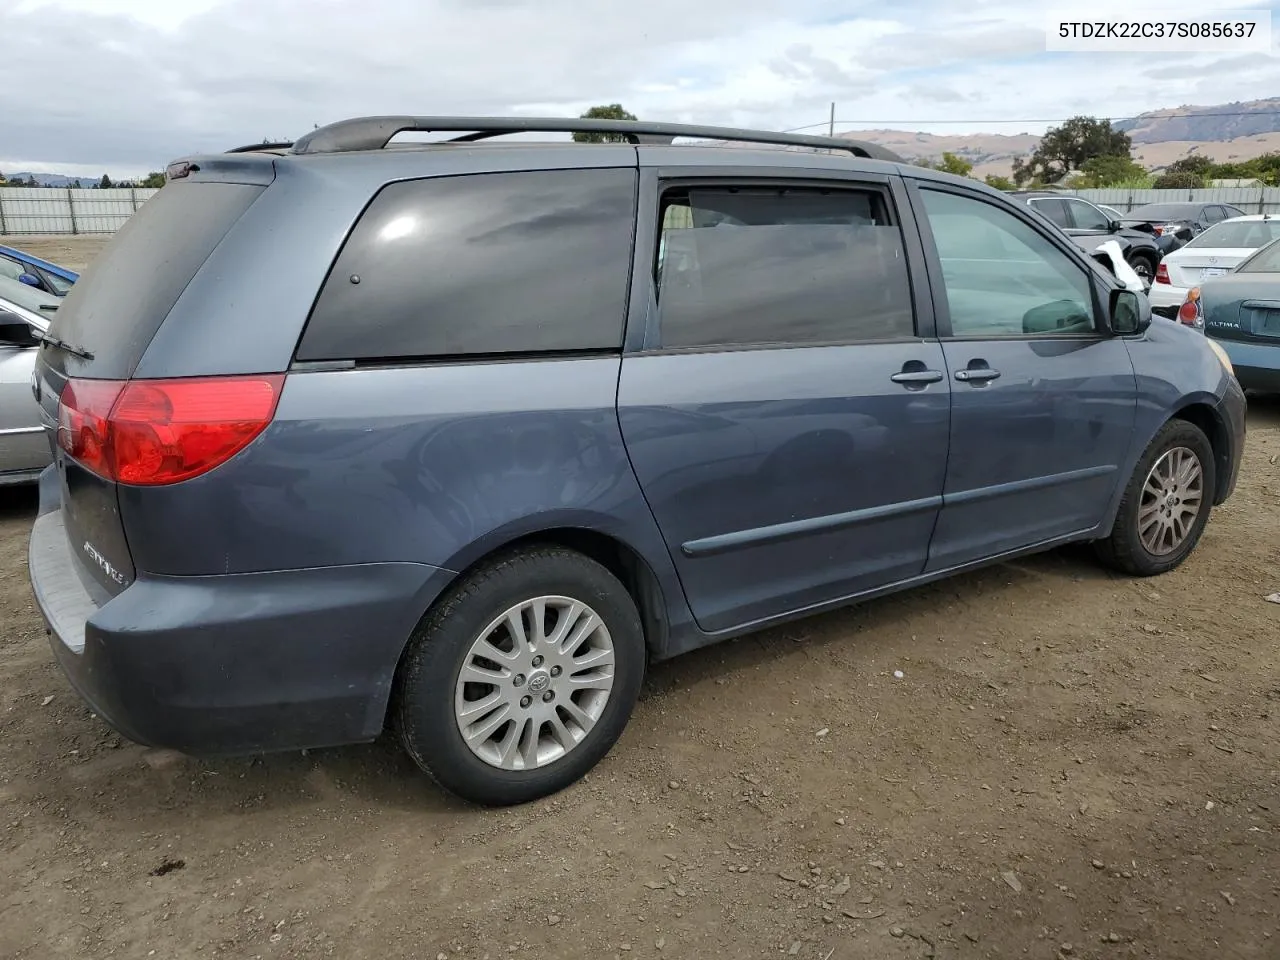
[[396, 546, 645, 806], [1096, 420, 1216, 576]]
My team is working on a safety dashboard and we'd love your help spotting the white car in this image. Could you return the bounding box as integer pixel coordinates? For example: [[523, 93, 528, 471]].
[[1149, 214, 1280, 315]]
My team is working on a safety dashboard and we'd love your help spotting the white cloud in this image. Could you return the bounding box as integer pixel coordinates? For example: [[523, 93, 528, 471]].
[[2, 0, 1279, 177]]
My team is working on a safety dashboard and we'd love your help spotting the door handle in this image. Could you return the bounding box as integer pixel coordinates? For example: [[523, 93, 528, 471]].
[[955, 368, 1001, 383], [890, 369, 944, 385]]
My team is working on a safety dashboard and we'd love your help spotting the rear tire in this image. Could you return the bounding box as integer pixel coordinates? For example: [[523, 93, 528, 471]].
[[1096, 420, 1215, 576], [396, 546, 645, 806], [1127, 252, 1156, 287]]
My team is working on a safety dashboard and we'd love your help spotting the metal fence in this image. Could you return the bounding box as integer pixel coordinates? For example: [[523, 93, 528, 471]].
[[5, 185, 1280, 236], [0, 188, 160, 235], [1065, 187, 1280, 215]]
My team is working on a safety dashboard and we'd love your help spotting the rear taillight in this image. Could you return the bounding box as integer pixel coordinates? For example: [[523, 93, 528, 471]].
[[1177, 287, 1203, 329], [57, 375, 284, 485], [1155, 263, 1170, 284]]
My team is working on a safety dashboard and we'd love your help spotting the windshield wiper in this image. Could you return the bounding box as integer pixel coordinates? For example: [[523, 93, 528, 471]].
[[35, 331, 94, 361]]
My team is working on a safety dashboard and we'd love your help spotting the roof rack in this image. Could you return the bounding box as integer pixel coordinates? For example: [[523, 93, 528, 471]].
[[285, 116, 903, 162], [227, 141, 294, 154]]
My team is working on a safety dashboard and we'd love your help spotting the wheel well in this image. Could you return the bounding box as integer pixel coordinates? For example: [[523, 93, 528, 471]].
[[1171, 402, 1230, 504], [427, 529, 668, 661], [498, 529, 668, 658]]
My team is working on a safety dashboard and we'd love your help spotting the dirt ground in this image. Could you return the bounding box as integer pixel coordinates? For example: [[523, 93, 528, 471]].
[[2, 237, 1279, 960], [9, 235, 113, 273]]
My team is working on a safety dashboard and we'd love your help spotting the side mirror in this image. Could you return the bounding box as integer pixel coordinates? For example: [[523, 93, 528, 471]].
[[1110, 288, 1150, 336], [17, 273, 41, 288], [1109, 219, 1124, 231]]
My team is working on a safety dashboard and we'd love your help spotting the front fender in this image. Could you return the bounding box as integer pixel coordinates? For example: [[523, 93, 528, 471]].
[[1095, 319, 1239, 535]]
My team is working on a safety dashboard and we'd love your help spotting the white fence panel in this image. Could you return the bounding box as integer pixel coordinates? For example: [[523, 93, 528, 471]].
[[0, 187, 159, 234], [1067, 187, 1280, 215]]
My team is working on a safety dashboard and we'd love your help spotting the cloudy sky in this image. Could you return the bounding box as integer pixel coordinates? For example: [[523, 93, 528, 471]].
[[3, 0, 1279, 178]]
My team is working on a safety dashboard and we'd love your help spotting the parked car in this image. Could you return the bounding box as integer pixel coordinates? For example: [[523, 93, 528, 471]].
[[1008, 191, 1164, 285], [1150, 215, 1280, 317], [28, 115, 1245, 806], [0, 274, 58, 485], [1172, 235, 1280, 393], [0, 243, 79, 297], [1122, 201, 1246, 243]]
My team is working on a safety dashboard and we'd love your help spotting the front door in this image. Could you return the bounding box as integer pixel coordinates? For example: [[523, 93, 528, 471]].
[[618, 175, 951, 634], [910, 183, 1137, 572]]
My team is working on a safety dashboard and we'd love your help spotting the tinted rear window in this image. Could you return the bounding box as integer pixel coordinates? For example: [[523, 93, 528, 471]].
[[47, 181, 264, 379], [1237, 238, 1280, 273], [1125, 204, 1197, 220], [296, 168, 638, 362], [1185, 220, 1280, 249]]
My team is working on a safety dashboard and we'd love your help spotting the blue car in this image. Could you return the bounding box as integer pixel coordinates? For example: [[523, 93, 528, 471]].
[[0, 243, 78, 297], [27, 115, 1246, 806], [1171, 235, 1280, 394]]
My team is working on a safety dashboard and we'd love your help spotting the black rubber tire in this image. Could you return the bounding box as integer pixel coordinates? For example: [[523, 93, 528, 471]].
[[1095, 419, 1216, 576], [396, 546, 645, 806], [1127, 251, 1157, 286]]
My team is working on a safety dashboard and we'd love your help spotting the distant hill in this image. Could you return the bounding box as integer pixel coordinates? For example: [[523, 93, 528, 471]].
[[1115, 98, 1280, 143], [838, 97, 1280, 179], [2, 172, 94, 188]]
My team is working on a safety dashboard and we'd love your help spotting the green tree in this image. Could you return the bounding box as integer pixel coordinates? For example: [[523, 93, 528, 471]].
[[1152, 171, 1204, 190], [98, 174, 114, 189], [140, 171, 166, 189], [1069, 154, 1150, 188], [937, 152, 973, 177], [984, 174, 1015, 190], [1164, 155, 1213, 184], [571, 103, 638, 143], [1013, 116, 1131, 185]]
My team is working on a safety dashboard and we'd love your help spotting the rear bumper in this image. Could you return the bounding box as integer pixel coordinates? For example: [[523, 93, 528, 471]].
[[29, 503, 452, 756], [1148, 283, 1189, 312], [1213, 337, 1280, 393]]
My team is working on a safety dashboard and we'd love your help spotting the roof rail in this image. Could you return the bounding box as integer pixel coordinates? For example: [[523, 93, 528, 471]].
[[226, 142, 294, 154], [287, 116, 903, 162]]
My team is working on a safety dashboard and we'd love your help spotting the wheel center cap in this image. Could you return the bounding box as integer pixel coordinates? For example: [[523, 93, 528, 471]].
[[527, 671, 551, 694]]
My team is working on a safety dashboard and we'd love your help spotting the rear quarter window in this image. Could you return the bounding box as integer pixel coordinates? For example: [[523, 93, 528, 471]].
[[296, 168, 638, 361]]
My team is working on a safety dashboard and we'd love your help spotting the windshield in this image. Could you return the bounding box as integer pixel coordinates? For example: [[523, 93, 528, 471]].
[[1236, 237, 1280, 273], [1124, 203, 1197, 221], [0, 273, 60, 319], [1185, 219, 1280, 250]]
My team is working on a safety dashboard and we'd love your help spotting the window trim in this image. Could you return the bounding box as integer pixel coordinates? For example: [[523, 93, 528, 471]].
[[906, 179, 1110, 343], [628, 172, 931, 356]]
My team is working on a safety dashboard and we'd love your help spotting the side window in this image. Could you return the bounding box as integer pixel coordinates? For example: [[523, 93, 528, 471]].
[[653, 185, 915, 349], [1029, 198, 1070, 228], [1066, 199, 1111, 231], [1204, 205, 1227, 224], [0, 256, 26, 282], [920, 189, 1097, 339], [297, 168, 638, 362]]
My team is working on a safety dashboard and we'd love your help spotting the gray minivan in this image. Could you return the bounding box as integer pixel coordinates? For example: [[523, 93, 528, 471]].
[[28, 116, 1245, 805]]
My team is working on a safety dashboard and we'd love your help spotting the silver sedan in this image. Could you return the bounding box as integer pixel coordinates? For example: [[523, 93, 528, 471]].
[[0, 274, 58, 485]]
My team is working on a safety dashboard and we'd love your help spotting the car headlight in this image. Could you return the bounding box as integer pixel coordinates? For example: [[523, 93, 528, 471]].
[[1206, 337, 1234, 376]]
